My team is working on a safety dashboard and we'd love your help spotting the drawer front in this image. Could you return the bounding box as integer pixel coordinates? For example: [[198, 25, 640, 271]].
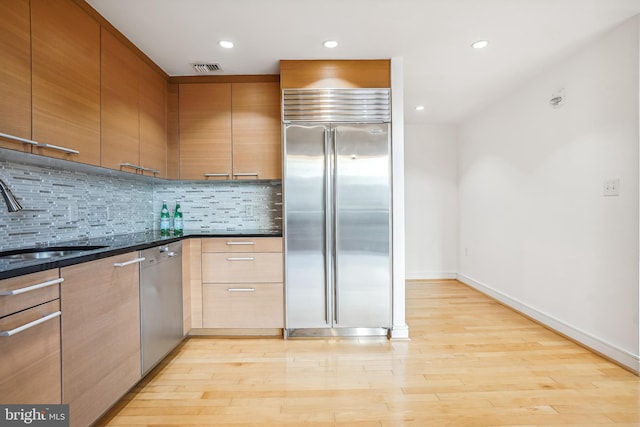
[[0, 299, 62, 404], [201, 237, 282, 253], [202, 252, 283, 283], [202, 283, 283, 328], [0, 270, 60, 318]]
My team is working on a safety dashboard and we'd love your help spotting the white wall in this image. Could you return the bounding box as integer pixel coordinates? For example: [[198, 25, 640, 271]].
[[457, 16, 640, 371], [404, 124, 458, 279]]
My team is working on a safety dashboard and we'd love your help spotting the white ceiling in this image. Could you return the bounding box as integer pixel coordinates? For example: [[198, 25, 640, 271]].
[[86, 0, 640, 124]]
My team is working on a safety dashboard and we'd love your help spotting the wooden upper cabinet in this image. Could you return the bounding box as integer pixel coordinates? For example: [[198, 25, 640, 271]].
[[280, 60, 390, 89], [179, 83, 232, 180], [0, 0, 31, 151], [139, 60, 168, 178], [231, 82, 282, 180], [31, 0, 101, 165], [101, 28, 140, 172]]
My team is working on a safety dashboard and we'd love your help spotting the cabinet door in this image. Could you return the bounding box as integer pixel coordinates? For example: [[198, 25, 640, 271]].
[[61, 252, 142, 427], [139, 60, 167, 177], [31, 0, 101, 165], [232, 82, 282, 180], [0, 300, 61, 404], [201, 252, 283, 283], [179, 83, 232, 180], [0, 0, 31, 149], [203, 283, 283, 328], [100, 28, 140, 172]]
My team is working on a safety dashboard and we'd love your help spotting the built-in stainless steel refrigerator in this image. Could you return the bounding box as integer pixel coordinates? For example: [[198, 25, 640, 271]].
[[283, 88, 392, 338]]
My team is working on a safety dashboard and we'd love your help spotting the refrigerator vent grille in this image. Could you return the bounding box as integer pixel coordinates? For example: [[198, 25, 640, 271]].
[[282, 88, 390, 123]]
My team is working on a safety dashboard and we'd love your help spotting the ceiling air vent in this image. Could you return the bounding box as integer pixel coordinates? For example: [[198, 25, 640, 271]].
[[192, 63, 223, 73]]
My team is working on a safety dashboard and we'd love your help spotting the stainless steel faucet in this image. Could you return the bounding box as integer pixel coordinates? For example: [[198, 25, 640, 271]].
[[0, 179, 23, 212]]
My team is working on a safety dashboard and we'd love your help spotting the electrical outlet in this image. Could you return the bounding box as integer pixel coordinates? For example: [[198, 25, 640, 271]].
[[68, 203, 79, 222], [603, 179, 620, 197]]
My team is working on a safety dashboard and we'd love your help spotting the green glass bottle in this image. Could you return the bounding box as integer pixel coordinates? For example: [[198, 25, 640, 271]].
[[160, 200, 170, 236], [173, 200, 183, 236]]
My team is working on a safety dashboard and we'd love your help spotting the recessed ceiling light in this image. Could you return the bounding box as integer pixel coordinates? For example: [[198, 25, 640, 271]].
[[415, 105, 425, 111], [471, 40, 489, 49], [323, 40, 338, 48], [218, 40, 234, 49]]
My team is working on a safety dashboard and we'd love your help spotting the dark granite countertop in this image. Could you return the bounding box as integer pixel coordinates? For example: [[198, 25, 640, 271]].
[[0, 230, 282, 280]]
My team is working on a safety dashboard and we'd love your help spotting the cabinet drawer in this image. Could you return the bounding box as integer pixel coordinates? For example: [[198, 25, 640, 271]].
[[201, 237, 282, 253], [202, 283, 283, 328], [0, 299, 61, 404], [202, 252, 283, 283], [0, 270, 60, 317]]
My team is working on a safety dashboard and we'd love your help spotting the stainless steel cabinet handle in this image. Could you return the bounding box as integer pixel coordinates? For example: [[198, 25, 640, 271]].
[[113, 257, 145, 267], [0, 311, 61, 337], [119, 162, 142, 170], [227, 288, 256, 292], [203, 173, 230, 178], [0, 132, 38, 146], [226, 257, 255, 261], [233, 172, 259, 177], [140, 166, 160, 175], [226, 241, 255, 246], [0, 278, 64, 296], [35, 143, 79, 155]]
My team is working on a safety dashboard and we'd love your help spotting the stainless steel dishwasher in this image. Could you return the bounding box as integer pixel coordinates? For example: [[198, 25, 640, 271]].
[[140, 241, 183, 375]]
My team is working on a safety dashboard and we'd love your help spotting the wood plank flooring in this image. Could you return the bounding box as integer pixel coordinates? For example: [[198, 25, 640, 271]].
[[97, 280, 640, 426]]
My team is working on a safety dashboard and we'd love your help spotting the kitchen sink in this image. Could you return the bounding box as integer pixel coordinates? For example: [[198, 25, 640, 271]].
[[0, 245, 108, 261]]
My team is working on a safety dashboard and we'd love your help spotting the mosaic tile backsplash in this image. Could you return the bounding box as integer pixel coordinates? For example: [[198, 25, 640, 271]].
[[0, 159, 282, 250]]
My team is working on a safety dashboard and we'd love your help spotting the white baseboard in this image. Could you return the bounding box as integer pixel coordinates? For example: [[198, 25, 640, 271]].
[[457, 273, 640, 374], [405, 271, 457, 280], [390, 323, 410, 340]]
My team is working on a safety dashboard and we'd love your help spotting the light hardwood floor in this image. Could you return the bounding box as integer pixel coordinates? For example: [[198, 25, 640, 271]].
[[97, 280, 640, 426]]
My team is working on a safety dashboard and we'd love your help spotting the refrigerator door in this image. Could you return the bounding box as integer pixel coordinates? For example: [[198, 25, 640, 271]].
[[333, 124, 391, 328], [284, 123, 331, 329]]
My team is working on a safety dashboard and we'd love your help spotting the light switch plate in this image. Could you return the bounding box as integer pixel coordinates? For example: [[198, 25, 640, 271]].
[[603, 179, 620, 197]]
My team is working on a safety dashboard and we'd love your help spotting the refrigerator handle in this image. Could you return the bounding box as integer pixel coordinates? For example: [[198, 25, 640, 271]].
[[324, 127, 332, 326], [332, 127, 339, 325]]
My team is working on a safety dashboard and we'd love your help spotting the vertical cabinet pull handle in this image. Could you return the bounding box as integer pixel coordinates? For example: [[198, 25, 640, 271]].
[[0, 311, 62, 337], [113, 257, 145, 267], [0, 278, 64, 296]]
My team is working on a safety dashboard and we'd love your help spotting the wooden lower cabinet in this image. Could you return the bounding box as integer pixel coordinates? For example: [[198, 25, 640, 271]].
[[194, 237, 284, 332], [0, 299, 61, 404], [61, 252, 142, 427], [203, 282, 283, 328]]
